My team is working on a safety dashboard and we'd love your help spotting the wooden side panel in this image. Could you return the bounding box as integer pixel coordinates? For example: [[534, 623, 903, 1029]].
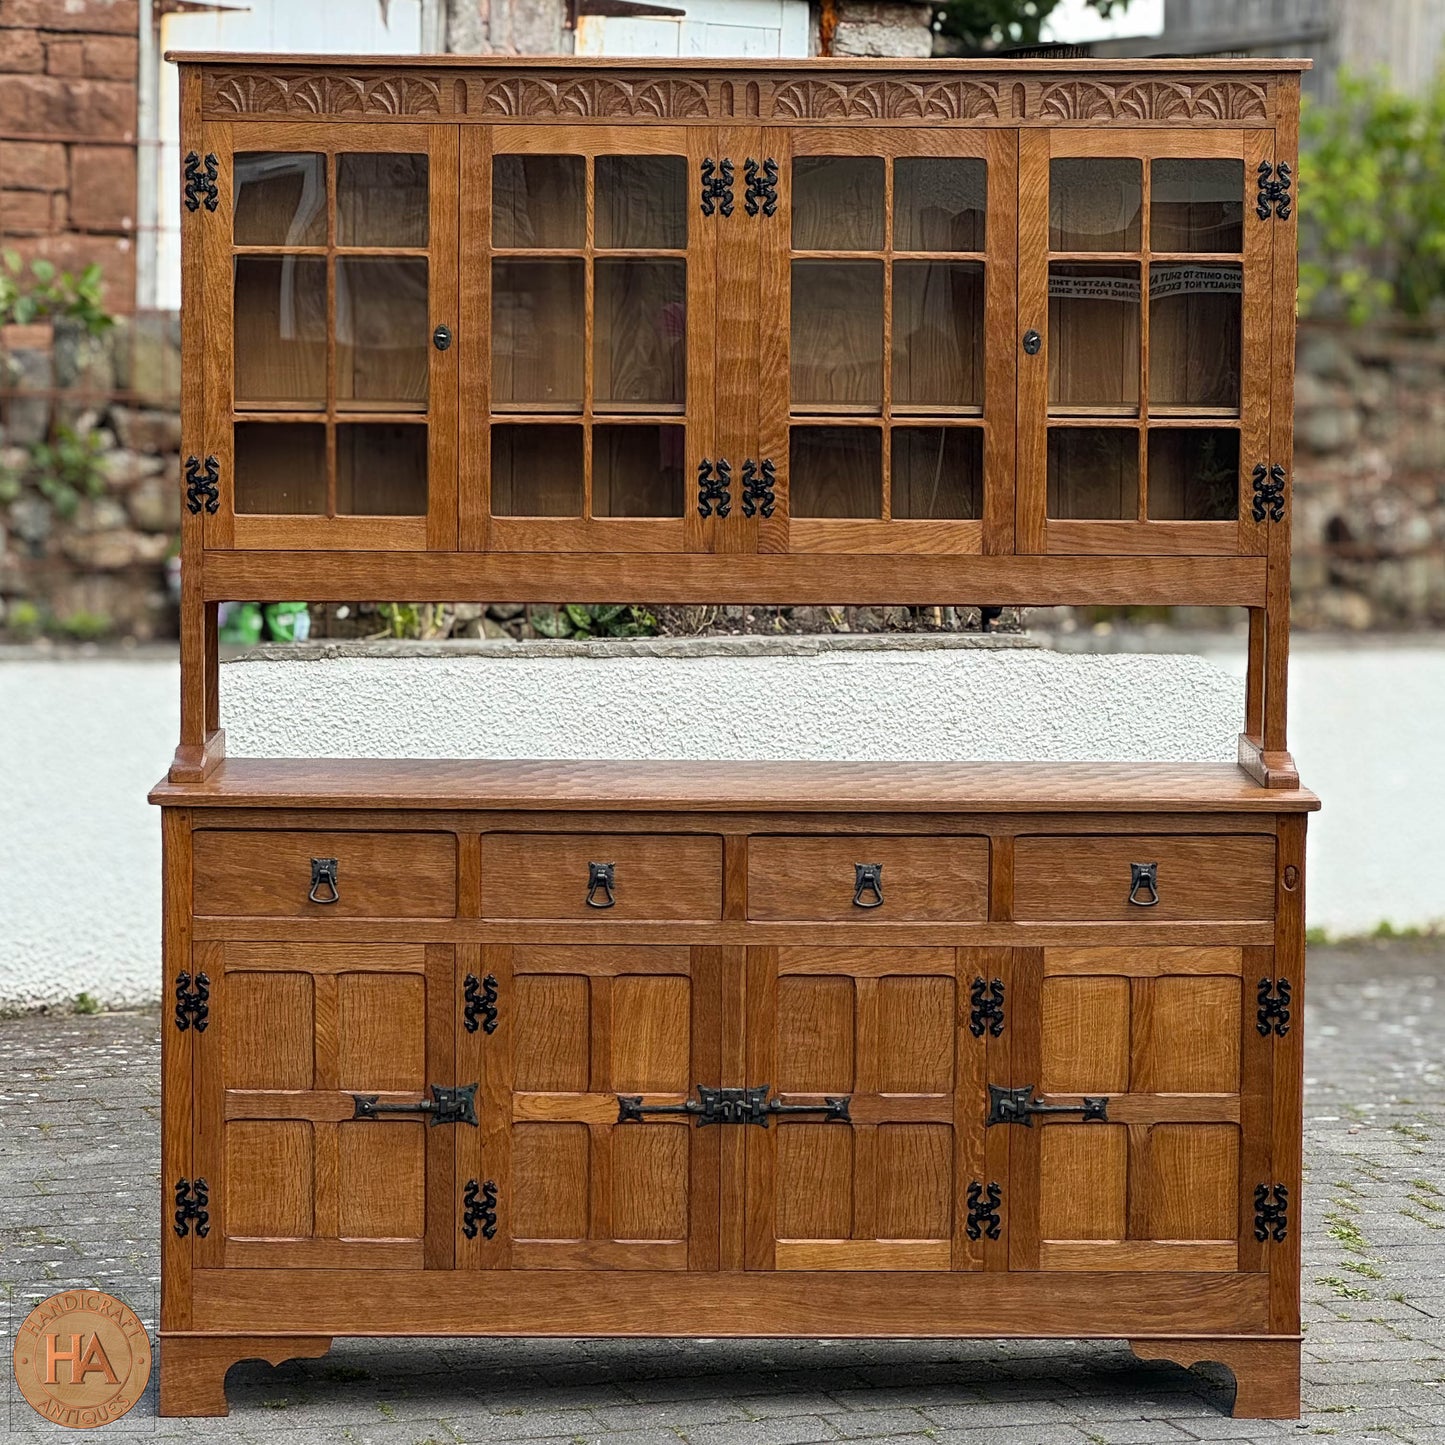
[[161, 809, 196, 1331]]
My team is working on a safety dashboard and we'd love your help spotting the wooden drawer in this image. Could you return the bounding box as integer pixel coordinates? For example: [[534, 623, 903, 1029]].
[[480, 834, 723, 920], [1013, 835, 1276, 922], [747, 836, 990, 922], [192, 831, 457, 917]]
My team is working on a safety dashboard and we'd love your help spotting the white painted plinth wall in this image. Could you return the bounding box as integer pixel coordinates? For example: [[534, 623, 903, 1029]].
[[1, 642, 1242, 1011]]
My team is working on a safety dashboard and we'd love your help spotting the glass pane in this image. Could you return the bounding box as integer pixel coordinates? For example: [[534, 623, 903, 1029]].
[[790, 427, 882, 518], [892, 261, 983, 410], [233, 256, 327, 409], [791, 260, 883, 411], [792, 156, 884, 251], [1151, 159, 1244, 253], [894, 157, 986, 251], [492, 155, 584, 248], [594, 259, 686, 412], [1149, 264, 1241, 411], [891, 427, 982, 520], [1148, 427, 1239, 521], [234, 422, 325, 514], [593, 424, 685, 517], [490, 424, 583, 516], [1047, 427, 1139, 520], [1048, 264, 1140, 414], [596, 155, 687, 249], [337, 423, 427, 515], [233, 152, 326, 247], [492, 260, 585, 411], [1050, 159, 1142, 251], [336, 258, 429, 410], [337, 153, 428, 247]]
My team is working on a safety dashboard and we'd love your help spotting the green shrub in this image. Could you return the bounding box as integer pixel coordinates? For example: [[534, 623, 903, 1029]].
[[0, 251, 114, 337]]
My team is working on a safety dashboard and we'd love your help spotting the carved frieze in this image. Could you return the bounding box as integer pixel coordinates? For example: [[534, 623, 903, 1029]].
[[770, 77, 1002, 121], [1035, 77, 1269, 122], [210, 72, 443, 116], [475, 75, 711, 119]]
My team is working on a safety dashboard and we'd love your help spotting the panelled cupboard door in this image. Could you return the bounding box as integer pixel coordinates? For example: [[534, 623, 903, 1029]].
[[1017, 129, 1275, 556], [1006, 946, 1272, 1274], [192, 942, 457, 1270], [744, 946, 1001, 1271], [460, 944, 722, 1270], [754, 129, 1017, 556], [203, 121, 459, 550], [460, 127, 719, 553]]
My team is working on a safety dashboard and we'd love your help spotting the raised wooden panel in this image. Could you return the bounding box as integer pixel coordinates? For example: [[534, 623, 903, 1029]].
[[513, 1123, 590, 1241], [225, 1121, 313, 1239], [338, 1122, 426, 1239], [612, 1125, 689, 1242], [776, 977, 855, 1093], [193, 830, 457, 917], [748, 836, 989, 921], [1013, 835, 1276, 921], [479, 834, 722, 920], [1041, 1123, 1127, 1241], [336, 973, 426, 1090], [777, 1125, 854, 1239], [877, 977, 954, 1093], [1148, 1123, 1238, 1242], [611, 975, 692, 1094], [1040, 976, 1129, 1094], [513, 975, 590, 1092], [1136, 975, 1241, 1093], [224, 972, 313, 1090], [877, 1124, 952, 1238]]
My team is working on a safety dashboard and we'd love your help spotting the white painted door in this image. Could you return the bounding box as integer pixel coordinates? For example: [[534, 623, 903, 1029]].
[[576, 0, 810, 59]]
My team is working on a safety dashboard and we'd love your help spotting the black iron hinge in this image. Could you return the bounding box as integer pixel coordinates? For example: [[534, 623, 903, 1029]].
[[174, 971, 210, 1032], [184, 455, 220, 516], [966, 1180, 1002, 1240], [1254, 1183, 1289, 1241], [697, 458, 731, 518], [173, 1177, 210, 1237], [183, 151, 219, 213], [1257, 977, 1292, 1037], [740, 458, 776, 518], [700, 157, 734, 217], [463, 1178, 498, 1240], [1251, 463, 1286, 523], [464, 972, 499, 1034], [969, 977, 1005, 1038], [1256, 160, 1292, 221], [744, 157, 778, 217]]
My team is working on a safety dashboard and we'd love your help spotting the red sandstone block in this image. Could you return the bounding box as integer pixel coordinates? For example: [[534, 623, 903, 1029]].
[[83, 33, 135, 79], [0, 75, 135, 141], [0, 140, 67, 190], [1, 186, 54, 234], [0, 25, 44, 70], [68, 143, 135, 231], [0, 0, 138, 36], [45, 37, 85, 76]]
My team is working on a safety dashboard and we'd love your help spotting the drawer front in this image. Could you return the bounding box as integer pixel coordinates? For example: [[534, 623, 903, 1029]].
[[747, 837, 990, 922], [480, 834, 723, 920], [1013, 835, 1276, 922], [192, 831, 458, 917]]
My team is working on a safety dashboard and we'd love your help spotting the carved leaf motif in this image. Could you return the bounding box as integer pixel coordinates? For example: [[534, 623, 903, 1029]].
[[1039, 76, 1268, 122], [477, 75, 709, 119], [209, 71, 440, 115], [771, 77, 1001, 121]]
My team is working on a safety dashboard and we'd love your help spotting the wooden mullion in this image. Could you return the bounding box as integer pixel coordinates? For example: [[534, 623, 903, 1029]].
[[475, 942, 512, 1268], [1006, 947, 1041, 1270], [587, 973, 613, 1241], [1238, 943, 1273, 1275], [426, 123, 459, 550], [424, 943, 456, 1269], [881, 154, 894, 523], [744, 945, 778, 1270], [325, 155, 338, 518], [192, 939, 226, 1271], [582, 153, 596, 521], [1138, 155, 1151, 523], [1016, 131, 1049, 554]]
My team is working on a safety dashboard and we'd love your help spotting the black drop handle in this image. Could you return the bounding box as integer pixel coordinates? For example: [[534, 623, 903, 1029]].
[[1128, 862, 1159, 907], [309, 857, 339, 905], [586, 861, 616, 909], [853, 862, 884, 909]]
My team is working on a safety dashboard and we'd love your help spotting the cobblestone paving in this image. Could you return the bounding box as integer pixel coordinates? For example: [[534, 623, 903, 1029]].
[[1, 944, 1442, 1444]]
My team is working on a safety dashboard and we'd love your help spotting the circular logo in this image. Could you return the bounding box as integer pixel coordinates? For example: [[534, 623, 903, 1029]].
[[12, 1290, 151, 1430]]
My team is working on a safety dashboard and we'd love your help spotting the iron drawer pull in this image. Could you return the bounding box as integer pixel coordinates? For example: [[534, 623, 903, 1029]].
[[987, 1083, 1109, 1127], [351, 1083, 478, 1127], [1128, 861, 1159, 907], [586, 860, 616, 909], [309, 857, 339, 904], [618, 1084, 851, 1127], [853, 862, 884, 909]]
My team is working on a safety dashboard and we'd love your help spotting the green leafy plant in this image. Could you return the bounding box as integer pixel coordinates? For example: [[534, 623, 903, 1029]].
[[375, 602, 447, 640], [72, 992, 101, 1015], [0, 250, 114, 337], [1299, 70, 1445, 323], [28, 426, 107, 519], [529, 604, 657, 640], [934, 0, 1132, 52]]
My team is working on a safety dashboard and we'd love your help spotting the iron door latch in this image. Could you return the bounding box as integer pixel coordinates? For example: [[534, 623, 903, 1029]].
[[987, 1083, 1109, 1127], [352, 1082, 479, 1126], [618, 1084, 851, 1127]]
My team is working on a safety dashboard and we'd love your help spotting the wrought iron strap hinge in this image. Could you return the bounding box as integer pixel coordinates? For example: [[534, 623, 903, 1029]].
[[184, 455, 219, 516], [969, 977, 1005, 1037], [744, 157, 778, 217], [351, 1083, 479, 1126], [987, 1083, 1109, 1127], [700, 157, 734, 217], [618, 1084, 850, 1128], [966, 1180, 1002, 1241], [741, 458, 776, 518], [1256, 160, 1292, 220], [463, 1179, 498, 1240], [174, 971, 210, 1032], [697, 458, 731, 518], [1257, 977, 1292, 1036], [464, 972, 499, 1034], [183, 151, 219, 213], [1252, 463, 1287, 523], [173, 1177, 210, 1237], [1254, 1183, 1289, 1241]]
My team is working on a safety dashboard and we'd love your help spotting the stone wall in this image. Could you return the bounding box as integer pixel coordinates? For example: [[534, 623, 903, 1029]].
[[0, 0, 139, 310], [1292, 323, 1445, 629]]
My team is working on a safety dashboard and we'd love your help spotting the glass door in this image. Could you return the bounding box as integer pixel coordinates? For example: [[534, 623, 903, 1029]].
[[1018, 130, 1275, 555], [207, 123, 458, 550], [462, 127, 717, 553], [755, 129, 1016, 555]]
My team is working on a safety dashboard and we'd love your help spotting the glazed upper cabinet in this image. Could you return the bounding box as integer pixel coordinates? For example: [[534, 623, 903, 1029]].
[[198, 110, 1282, 560]]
